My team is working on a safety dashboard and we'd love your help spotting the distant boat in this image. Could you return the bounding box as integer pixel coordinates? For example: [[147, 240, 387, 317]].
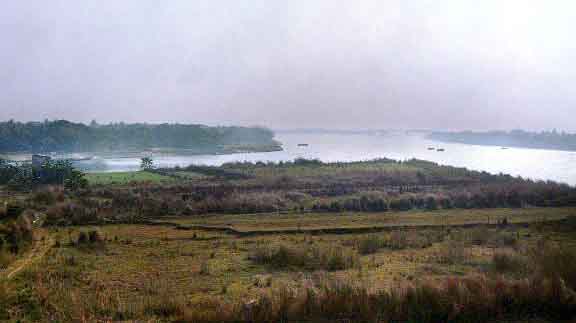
[[297, 144, 309, 147], [501, 147, 509, 150], [427, 147, 435, 150], [436, 148, 445, 152]]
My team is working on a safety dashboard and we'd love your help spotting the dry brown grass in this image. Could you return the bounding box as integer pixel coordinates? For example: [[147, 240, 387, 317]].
[[181, 274, 576, 323], [1, 209, 574, 322]]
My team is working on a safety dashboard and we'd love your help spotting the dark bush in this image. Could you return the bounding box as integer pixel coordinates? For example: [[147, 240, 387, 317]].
[[77, 232, 88, 244], [492, 252, 528, 274]]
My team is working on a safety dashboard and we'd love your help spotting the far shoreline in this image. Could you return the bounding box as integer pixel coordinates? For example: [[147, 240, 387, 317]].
[[0, 143, 284, 162]]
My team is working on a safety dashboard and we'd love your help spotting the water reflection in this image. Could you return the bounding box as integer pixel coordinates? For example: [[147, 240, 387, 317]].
[[75, 133, 576, 185]]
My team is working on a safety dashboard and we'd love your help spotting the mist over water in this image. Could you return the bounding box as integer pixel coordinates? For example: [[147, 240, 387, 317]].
[[78, 133, 576, 185]]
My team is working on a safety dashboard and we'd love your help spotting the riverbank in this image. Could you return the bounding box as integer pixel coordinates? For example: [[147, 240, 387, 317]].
[[0, 143, 283, 161]]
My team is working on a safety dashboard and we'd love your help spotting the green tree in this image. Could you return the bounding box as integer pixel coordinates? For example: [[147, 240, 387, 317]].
[[0, 158, 19, 184], [4, 159, 87, 190], [140, 157, 154, 171], [64, 169, 88, 191]]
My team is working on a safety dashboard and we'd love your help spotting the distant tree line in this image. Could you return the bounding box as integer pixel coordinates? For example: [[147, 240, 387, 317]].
[[429, 129, 576, 151], [0, 120, 277, 153]]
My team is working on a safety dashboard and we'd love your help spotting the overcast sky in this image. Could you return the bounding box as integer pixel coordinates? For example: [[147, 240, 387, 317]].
[[1, 1, 575, 131]]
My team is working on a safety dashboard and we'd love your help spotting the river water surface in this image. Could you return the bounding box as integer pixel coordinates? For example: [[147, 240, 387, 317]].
[[75, 133, 576, 186]]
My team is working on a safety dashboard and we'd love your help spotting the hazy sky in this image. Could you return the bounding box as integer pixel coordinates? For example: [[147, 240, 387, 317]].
[[1, 1, 575, 131]]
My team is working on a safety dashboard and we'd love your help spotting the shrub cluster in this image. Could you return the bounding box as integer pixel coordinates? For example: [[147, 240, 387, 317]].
[[249, 244, 359, 271], [0, 207, 34, 266], [1, 158, 87, 191]]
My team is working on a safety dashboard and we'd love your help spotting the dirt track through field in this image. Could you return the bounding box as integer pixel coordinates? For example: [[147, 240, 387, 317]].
[[2, 229, 53, 280], [171, 217, 569, 237]]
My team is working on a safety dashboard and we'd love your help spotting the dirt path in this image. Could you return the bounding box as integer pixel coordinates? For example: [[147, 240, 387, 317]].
[[3, 229, 53, 280], [171, 217, 569, 237]]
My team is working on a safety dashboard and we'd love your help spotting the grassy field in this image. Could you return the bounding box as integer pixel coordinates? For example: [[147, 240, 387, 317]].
[[3, 207, 574, 321], [232, 161, 421, 178], [2, 158, 576, 321], [85, 171, 178, 185], [162, 207, 576, 232]]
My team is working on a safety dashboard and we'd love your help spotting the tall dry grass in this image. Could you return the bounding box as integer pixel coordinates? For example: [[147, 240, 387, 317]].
[[181, 274, 576, 323], [181, 241, 576, 322]]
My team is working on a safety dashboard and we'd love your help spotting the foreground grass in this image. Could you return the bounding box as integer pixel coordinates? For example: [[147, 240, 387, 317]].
[[85, 171, 178, 185], [1, 211, 572, 322]]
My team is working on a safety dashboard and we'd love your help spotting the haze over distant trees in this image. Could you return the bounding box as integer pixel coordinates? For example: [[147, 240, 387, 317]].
[[0, 120, 278, 153], [429, 130, 576, 151]]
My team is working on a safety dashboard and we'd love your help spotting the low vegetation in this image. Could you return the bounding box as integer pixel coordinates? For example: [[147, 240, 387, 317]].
[[0, 204, 34, 269], [18, 158, 575, 226], [84, 171, 176, 185], [250, 243, 359, 271], [0, 158, 575, 322]]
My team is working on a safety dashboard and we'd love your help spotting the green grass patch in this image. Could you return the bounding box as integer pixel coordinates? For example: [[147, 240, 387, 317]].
[[170, 171, 205, 179], [85, 171, 177, 185], [236, 161, 420, 178]]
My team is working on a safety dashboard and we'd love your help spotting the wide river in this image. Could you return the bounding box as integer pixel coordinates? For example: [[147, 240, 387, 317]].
[[77, 132, 576, 186]]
